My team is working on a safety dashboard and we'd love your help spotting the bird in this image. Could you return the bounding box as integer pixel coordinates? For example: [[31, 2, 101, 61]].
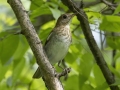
[[33, 13, 75, 78]]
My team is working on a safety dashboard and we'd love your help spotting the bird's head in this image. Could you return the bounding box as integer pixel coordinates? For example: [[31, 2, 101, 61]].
[[55, 13, 75, 27]]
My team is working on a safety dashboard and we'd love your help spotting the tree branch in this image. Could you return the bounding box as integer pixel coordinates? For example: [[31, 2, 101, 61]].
[[100, 0, 117, 10], [61, 0, 119, 90], [74, 0, 101, 8], [7, 0, 63, 90]]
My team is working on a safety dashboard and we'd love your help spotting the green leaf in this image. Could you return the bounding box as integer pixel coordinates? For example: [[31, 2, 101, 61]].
[[0, 81, 8, 90], [65, 45, 80, 64], [110, 78, 120, 86], [114, 5, 120, 15], [30, 0, 44, 10], [13, 35, 29, 59], [94, 82, 109, 90], [47, 1, 61, 19], [80, 53, 94, 78], [0, 32, 19, 65], [64, 75, 79, 90], [79, 74, 89, 89], [0, 61, 9, 81], [30, 79, 46, 90], [93, 64, 105, 86], [11, 58, 25, 86], [82, 84, 94, 90], [79, 53, 94, 89], [105, 15, 120, 22], [39, 21, 54, 43], [30, 4, 51, 19], [114, 51, 120, 61], [108, 64, 120, 78], [100, 15, 120, 32], [49, 7, 61, 19], [106, 37, 120, 50]]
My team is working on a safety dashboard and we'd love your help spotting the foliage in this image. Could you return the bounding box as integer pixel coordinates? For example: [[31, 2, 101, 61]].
[[0, 0, 120, 90]]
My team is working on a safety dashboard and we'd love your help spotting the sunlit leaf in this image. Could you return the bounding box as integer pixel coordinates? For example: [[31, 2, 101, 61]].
[[93, 64, 105, 86], [100, 15, 120, 32], [12, 58, 25, 86], [0, 32, 19, 65], [64, 75, 79, 90]]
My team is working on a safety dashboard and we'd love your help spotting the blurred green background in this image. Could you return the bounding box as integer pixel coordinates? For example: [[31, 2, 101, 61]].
[[0, 0, 120, 90]]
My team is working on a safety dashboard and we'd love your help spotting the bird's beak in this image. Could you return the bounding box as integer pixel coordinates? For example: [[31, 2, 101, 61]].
[[71, 13, 76, 17]]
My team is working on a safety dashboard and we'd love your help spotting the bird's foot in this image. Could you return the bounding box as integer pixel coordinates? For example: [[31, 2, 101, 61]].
[[55, 67, 71, 80]]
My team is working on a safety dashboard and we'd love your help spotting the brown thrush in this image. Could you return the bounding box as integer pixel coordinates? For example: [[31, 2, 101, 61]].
[[33, 13, 75, 78]]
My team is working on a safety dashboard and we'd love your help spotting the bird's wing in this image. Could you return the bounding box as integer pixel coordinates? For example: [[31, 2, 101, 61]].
[[44, 30, 54, 46]]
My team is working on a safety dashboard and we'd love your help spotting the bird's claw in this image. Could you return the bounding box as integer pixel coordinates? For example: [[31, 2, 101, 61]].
[[54, 67, 71, 80]]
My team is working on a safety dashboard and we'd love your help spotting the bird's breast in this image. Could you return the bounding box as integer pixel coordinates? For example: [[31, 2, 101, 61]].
[[44, 39, 71, 65], [44, 25, 72, 65], [55, 25, 71, 42]]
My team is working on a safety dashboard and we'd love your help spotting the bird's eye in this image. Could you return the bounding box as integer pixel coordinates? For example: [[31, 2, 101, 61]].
[[62, 15, 67, 19]]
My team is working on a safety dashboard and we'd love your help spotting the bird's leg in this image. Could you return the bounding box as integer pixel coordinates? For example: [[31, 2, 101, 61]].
[[61, 60, 69, 80], [58, 59, 64, 69], [56, 59, 71, 80]]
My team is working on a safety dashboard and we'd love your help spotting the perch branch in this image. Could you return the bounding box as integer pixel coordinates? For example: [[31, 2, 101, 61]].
[[7, 0, 63, 90], [61, 0, 119, 90]]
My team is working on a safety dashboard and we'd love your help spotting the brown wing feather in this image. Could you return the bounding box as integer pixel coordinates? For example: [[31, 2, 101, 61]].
[[44, 30, 53, 46]]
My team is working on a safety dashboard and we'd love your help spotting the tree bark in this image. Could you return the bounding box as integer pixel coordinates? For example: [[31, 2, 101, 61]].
[[7, 0, 63, 90], [61, 0, 119, 90]]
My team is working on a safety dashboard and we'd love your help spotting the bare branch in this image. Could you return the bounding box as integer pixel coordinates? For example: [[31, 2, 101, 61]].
[[61, 0, 119, 90], [100, 0, 117, 10], [7, 0, 63, 90]]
